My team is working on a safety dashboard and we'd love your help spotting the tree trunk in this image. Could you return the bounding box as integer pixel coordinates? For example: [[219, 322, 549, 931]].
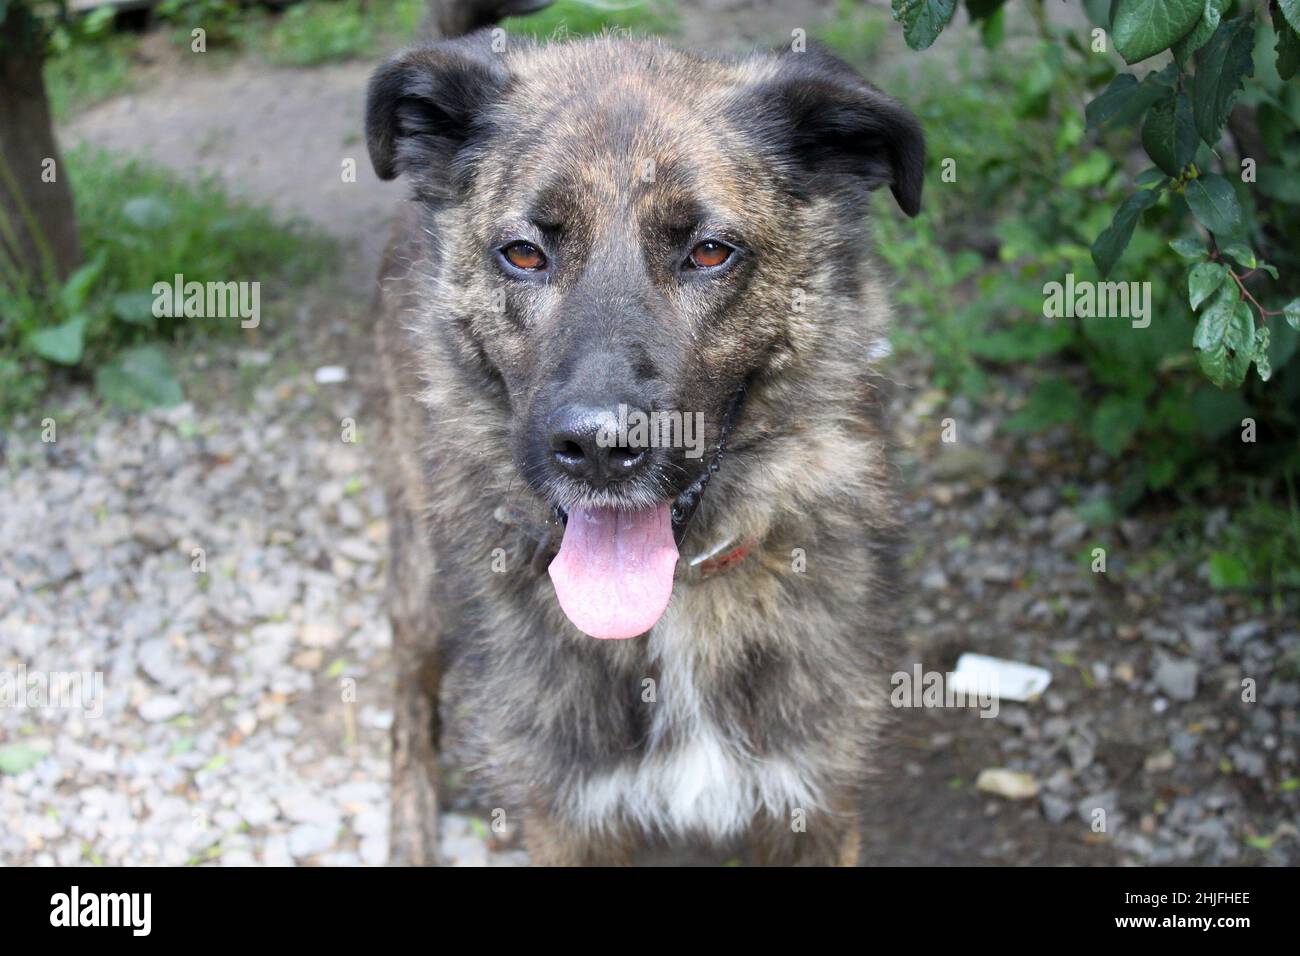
[[0, 7, 83, 288]]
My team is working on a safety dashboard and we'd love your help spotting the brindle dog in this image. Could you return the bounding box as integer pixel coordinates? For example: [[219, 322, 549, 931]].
[[367, 15, 923, 865]]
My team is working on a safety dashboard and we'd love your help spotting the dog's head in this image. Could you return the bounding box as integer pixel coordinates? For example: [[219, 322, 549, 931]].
[[367, 33, 922, 639]]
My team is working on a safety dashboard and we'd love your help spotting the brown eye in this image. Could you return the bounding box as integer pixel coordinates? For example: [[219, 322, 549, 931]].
[[502, 241, 547, 271], [687, 240, 732, 270]]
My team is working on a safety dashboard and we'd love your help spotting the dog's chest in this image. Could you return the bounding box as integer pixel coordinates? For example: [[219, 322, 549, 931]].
[[564, 598, 821, 839]]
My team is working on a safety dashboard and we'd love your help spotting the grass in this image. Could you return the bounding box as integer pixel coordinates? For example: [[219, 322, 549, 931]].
[[0, 147, 336, 414], [501, 0, 680, 39], [1204, 481, 1300, 594], [246, 0, 426, 67], [814, 0, 889, 65], [70, 147, 334, 299], [44, 31, 139, 121], [1115, 480, 1300, 601]]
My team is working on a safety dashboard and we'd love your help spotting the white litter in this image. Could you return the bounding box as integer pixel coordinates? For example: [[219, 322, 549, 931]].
[[949, 653, 1051, 703], [314, 365, 348, 384], [975, 768, 1040, 800]]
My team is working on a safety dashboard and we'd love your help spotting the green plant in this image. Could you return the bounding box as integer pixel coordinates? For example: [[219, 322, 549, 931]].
[[258, 0, 377, 65], [818, 0, 891, 62], [42, 4, 138, 119], [0, 148, 336, 412], [850, 2, 1299, 517], [891, 0, 1300, 390], [158, 0, 427, 67], [156, 0, 244, 48], [501, 0, 680, 39]]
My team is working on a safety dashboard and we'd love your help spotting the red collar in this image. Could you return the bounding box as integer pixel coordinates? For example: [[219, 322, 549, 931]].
[[684, 536, 759, 578]]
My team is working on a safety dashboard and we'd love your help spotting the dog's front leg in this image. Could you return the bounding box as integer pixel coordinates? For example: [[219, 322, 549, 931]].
[[751, 804, 863, 867], [523, 811, 636, 866], [385, 496, 443, 866], [388, 641, 441, 866]]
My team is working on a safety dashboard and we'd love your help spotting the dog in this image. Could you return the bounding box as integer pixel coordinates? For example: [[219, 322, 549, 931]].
[[366, 14, 924, 865]]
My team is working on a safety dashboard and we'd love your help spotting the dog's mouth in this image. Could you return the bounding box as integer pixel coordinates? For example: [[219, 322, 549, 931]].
[[546, 387, 746, 641]]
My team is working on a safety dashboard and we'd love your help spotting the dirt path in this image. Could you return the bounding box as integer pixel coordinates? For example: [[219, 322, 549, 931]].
[[66, 45, 401, 283]]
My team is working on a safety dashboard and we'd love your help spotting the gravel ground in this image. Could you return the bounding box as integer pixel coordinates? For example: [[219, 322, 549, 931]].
[[0, 339, 397, 866], [3, 351, 1294, 866], [2, 3, 1296, 867], [866, 382, 1300, 865]]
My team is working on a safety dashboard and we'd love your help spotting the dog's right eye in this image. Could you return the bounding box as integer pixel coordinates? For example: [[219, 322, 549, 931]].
[[500, 242, 548, 272]]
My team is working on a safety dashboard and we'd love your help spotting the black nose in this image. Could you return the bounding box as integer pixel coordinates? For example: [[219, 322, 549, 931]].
[[547, 404, 650, 485]]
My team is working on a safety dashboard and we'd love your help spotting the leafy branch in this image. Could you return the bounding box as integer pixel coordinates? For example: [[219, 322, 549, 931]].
[[891, 0, 1300, 389]]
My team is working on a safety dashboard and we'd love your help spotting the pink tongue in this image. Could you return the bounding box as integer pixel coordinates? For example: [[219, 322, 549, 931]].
[[548, 504, 679, 640]]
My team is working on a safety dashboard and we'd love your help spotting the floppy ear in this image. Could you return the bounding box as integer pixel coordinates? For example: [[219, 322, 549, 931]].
[[365, 30, 509, 190], [747, 45, 925, 216]]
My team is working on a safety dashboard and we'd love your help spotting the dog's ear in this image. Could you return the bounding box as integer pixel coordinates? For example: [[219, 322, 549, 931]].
[[746, 44, 925, 216], [365, 30, 509, 188]]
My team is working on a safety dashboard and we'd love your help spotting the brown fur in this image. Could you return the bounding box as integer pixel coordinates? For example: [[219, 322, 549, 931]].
[[368, 30, 922, 866]]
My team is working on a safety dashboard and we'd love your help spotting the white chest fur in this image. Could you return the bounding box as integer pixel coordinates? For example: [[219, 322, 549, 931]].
[[562, 596, 823, 839]]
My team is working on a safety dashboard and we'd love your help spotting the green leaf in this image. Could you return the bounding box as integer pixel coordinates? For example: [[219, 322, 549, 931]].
[[1085, 66, 1177, 129], [1279, 0, 1300, 34], [110, 291, 158, 326], [1170, 236, 1207, 259], [59, 251, 106, 314], [25, 316, 88, 365], [1284, 298, 1300, 331], [1193, 281, 1240, 386], [978, 6, 1005, 48], [1252, 325, 1271, 382], [1134, 167, 1170, 188], [1192, 16, 1255, 146], [1171, 0, 1225, 66], [1183, 173, 1244, 236], [1141, 89, 1198, 175], [1188, 261, 1227, 310], [1086, 74, 1138, 128], [0, 743, 47, 776], [891, 0, 958, 51], [1091, 187, 1162, 277], [1274, 4, 1300, 80], [94, 345, 184, 409], [1091, 394, 1146, 456], [1218, 239, 1255, 269], [1208, 551, 1250, 588], [1061, 151, 1113, 188], [1113, 0, 1204, 63], [121, 195, 173, 230], [1223, 300, 1255, 386]]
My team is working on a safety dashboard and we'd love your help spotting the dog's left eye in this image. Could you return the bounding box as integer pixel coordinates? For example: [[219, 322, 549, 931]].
[[685, 240, 733, 270], [500, 242, 548, 271]]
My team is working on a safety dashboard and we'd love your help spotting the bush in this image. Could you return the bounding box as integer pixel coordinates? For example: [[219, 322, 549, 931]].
[[820, 3, 1300, 515]]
